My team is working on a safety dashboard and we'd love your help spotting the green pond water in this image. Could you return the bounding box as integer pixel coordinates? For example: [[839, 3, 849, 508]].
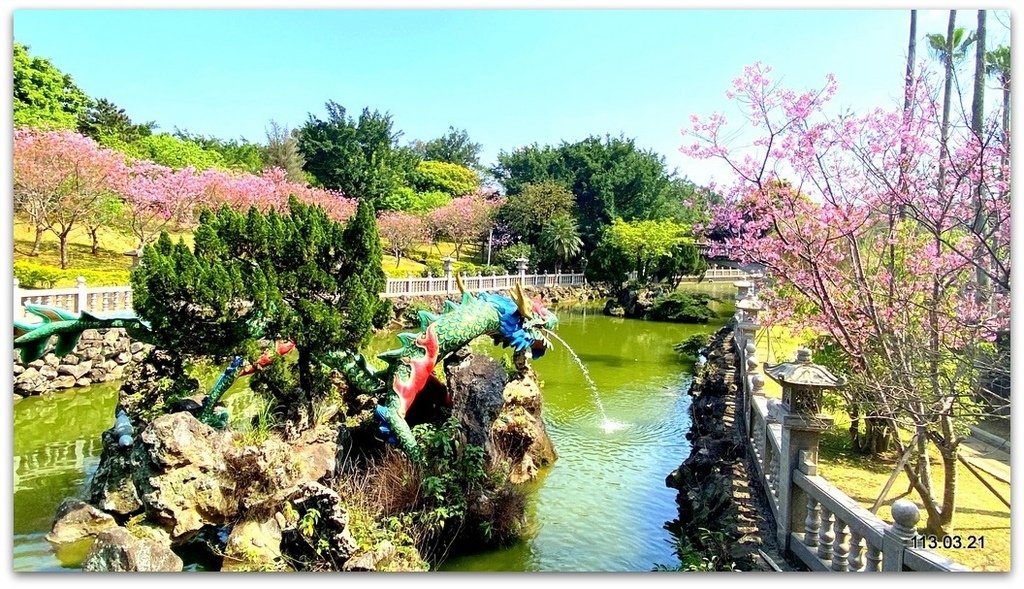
[[12, 287, 734, 572]]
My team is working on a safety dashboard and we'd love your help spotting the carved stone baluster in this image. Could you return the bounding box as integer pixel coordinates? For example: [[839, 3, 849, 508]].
[[817, 507, 834, 562], [848, 532, 865, 572], [803, 496, 820, 547], [865, 541, 882, 572], [769, 446, 781, 498], [831, 519, 849, 571]]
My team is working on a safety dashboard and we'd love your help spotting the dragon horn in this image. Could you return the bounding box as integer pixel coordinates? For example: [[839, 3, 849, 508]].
[[455, 272, 466, 295], [513, 283, 534, 319]]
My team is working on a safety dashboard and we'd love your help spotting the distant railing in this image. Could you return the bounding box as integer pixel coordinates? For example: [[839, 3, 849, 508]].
[[382, 272, 586, 298], [625, 265, 757, 283], [732, 279, 970, 572], [12, 270, 590, 319], [13, 264, 754, 319]]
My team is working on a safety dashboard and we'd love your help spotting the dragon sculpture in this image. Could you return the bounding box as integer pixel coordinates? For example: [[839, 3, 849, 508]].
[[13, 279, 558, 461]]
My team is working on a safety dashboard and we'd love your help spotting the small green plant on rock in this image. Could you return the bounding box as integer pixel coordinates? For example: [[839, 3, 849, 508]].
[[673, 333, 710, 360]]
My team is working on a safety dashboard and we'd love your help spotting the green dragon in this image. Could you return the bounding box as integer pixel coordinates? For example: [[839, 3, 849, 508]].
[[13, 280, 559, 461]]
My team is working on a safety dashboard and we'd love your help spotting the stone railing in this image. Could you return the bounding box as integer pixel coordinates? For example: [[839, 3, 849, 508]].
[[732, 279, 970, 572], [13, 277, 133, 320]]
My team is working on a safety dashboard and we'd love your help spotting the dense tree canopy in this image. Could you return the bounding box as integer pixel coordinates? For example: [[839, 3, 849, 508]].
[[13, 42, 92, 130], [586, 217, 698, 284], [133, 197, 385, 418], [174, 129, 265, 174], [496, 181, 576, 246], [411, 126, 482, 169], [78, 97, 157, 145], [410, 160, 480, 196], [297, 101, 420, 210], [492, 135, 678, 250]]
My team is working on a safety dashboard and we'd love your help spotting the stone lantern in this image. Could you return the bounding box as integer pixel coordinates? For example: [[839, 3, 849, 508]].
[[763, 347, 846, 550], [733, 280, 753, 301], [514, 257, 529, 280], [764, 348, 845, 417], [441, 256, 455, 293]]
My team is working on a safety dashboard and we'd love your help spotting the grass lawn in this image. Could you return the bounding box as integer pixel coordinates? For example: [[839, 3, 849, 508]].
[[752, 324, 1011, 571]]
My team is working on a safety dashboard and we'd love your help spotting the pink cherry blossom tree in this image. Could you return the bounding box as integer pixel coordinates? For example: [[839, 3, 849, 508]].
[[427, 191, 502, 261], [377, 211, 427, 267], [201, 167, 356, 224], [120, 161, 209, 250], [13, 129, 128, 268], [683, 62, 1009, 533]]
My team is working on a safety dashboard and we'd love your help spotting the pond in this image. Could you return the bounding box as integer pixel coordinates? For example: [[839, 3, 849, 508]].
[[11, 287, 734, 572]]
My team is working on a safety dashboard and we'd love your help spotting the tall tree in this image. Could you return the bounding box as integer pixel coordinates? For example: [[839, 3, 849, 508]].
[[410, 160, 480, 196], [493, 135, 674, 250], [264, 120, 307, 183], [378, 211, 427, 268], [13, 42, 92, 130], [78, 98, 156, 145], [497, 181, 576, 245], [538, 214, 583, 272], [427, 192, 501, 261], [985, 45, 1011, 149], [971, 10, 989, 303], [297, 101, 420, 210], [927, 13, 972, 195], [411, 126, 482, 169]]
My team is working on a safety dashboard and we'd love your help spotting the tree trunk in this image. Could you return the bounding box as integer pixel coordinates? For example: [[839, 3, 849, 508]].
[[971, 10, 989, 304], [897, 9, 917, 221], [89, 227, 100, 255], [932, 438, 959, 534], [30, 223, 44, 256], [937, 11, 956, 197], [1003, 85, 1011, 149], [58, 231, 71, 269]]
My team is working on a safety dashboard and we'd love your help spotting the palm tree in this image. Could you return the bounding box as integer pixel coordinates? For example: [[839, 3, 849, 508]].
[[539, 214, 583, 273], [985, 45, 1011, 146], [927, 14, 975, 196]]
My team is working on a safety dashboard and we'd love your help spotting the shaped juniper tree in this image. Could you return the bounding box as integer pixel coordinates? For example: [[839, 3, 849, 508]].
[[131, 195, 386, 428]]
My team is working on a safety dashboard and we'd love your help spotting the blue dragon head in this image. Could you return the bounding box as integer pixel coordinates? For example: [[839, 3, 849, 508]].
[[482, 283, 559, 359]]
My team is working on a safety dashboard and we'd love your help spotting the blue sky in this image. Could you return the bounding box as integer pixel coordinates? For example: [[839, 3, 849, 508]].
[[12, 8, 1010, 186]]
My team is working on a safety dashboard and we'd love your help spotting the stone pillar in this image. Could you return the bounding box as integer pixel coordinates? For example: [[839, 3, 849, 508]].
[[442, 257, 454, 293], [882, 499, 920, 571], [764, 348, 845, 551], [76, 276, 88, 314]]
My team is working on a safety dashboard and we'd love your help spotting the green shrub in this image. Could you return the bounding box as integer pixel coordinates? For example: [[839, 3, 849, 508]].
[[418, 260, 479, 278], [13, 261, 62, 288], [673, 333, 710, 359], [477, 265, 505, 276], [647, 291, 717, 323], [495, 243, 535, 273], [14, 261, 130, 288]]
